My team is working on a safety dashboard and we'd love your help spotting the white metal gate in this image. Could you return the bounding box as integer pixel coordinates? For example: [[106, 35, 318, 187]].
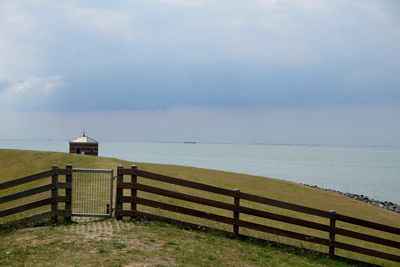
[[71, 168, 114, 218]]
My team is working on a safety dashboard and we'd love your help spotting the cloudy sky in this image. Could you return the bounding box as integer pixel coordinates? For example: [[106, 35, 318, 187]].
[[0, 0, 399, 145]]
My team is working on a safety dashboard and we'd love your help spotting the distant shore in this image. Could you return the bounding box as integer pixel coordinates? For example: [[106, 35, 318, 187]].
[[302, 184, 400, 213]]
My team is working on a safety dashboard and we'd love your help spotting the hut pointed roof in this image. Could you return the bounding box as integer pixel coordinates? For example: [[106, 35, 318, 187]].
[[70, 133, 98, 144]]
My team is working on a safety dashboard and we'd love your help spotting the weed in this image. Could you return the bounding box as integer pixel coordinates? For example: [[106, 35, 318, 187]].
[[112, 241, 127, 249], [97, 247, 109, 254], [207, 255, 217, 261]]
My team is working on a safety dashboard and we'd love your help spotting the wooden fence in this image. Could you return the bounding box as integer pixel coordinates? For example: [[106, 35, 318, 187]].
[[0, 165, 72, 227], [115, 166, 400, 264], [1, 165, 399, 264]]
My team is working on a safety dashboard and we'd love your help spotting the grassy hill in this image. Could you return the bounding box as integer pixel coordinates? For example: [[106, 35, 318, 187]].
[[1, 149, 399, 266]]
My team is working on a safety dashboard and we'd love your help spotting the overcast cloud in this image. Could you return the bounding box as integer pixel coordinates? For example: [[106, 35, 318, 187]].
[[0, 0, 399, 145]]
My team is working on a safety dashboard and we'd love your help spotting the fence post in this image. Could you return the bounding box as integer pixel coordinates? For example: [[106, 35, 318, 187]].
[[116, 166, 123, 220], [329, 210, 336, 257], [51, 165, 59, 224], [131, 165, 137, 219], [65, 164, 72, 223], [233, 189, 240, 238]]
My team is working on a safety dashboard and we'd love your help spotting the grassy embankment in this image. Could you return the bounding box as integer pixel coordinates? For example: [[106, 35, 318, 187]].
[[0, 149, 399, 266]]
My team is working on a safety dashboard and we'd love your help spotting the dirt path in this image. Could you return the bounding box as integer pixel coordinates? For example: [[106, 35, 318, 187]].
[[67, 219, 135, 240], [62, 219, 175, 266]]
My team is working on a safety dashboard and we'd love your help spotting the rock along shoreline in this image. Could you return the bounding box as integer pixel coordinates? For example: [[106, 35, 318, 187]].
[[301, 184, 400, 213]]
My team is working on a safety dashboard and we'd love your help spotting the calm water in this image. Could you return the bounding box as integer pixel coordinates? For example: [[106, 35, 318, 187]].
[[1, 139, 399, 204]]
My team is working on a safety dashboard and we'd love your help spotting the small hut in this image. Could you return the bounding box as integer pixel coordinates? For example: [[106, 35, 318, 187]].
[[69, 132, 98, 156]]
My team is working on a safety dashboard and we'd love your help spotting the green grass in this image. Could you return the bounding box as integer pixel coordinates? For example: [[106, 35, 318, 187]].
[[1, 149, 399, 266], [0, 219, 355, 267]]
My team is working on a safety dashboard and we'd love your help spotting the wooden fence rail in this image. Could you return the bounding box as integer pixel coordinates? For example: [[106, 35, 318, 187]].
[[115, 166, 400, 264], [0, 165, 72, 227]]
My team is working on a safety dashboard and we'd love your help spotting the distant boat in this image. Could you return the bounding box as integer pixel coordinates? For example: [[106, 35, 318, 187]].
[[183, 141, 197, 144]]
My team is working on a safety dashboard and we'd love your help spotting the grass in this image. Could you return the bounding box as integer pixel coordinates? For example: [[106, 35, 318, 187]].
[[0, 219, 355, 267], [1, 149, 399, 266]]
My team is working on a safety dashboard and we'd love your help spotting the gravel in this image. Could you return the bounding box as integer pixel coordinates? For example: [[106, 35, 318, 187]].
[[301, 184, 400, 213]]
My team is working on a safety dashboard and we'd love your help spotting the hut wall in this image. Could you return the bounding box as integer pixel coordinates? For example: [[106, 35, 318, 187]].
[[69, 143, 98, 156]]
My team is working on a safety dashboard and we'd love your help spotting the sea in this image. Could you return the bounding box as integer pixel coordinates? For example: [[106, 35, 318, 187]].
[[1, 139, 399, 204]]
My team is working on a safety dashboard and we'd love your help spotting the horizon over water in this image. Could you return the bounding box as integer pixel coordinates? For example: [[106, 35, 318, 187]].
[[1, 139, 399, 204]]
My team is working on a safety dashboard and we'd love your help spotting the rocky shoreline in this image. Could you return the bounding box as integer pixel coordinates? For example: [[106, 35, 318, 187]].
[[302, 184, 400, 213]]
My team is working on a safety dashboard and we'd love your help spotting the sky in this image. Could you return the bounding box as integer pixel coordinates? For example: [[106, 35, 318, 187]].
[[0, 0, 399, 145]]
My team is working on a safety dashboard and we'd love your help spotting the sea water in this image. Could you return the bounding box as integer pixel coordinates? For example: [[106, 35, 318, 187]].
[[1, 139, 399, 204]]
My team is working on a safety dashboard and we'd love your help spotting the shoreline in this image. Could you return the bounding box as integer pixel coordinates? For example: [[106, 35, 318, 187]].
[[302, 184, 400, 213]]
